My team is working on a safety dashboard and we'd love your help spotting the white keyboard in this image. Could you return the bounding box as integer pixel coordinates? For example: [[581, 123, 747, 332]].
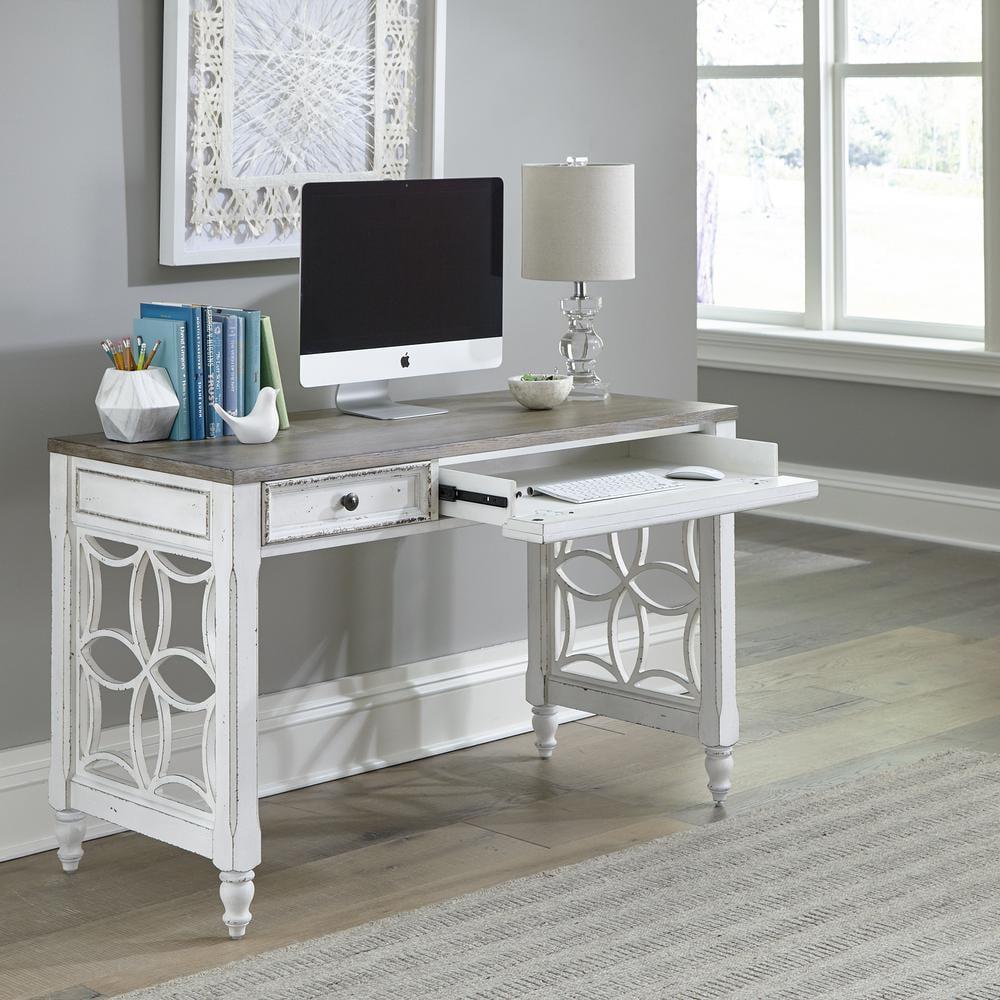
[[526, 471, 683, 504]]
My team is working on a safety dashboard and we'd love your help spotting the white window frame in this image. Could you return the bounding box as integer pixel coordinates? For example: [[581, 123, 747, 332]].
[[697, 0, 1000, 355]]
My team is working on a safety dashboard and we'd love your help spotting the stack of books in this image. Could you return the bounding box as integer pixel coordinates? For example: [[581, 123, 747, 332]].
[[134, 303, 290, 441]]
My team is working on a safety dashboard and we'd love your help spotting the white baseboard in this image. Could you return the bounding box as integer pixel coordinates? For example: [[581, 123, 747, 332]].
[[0, 618, 684, 864], [757, 462, 1000, 552]]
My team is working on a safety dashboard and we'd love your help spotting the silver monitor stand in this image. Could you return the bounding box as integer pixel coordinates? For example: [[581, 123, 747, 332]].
[[335, 380, 448, 420]]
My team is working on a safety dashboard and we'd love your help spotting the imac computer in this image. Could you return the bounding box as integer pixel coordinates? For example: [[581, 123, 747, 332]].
[[300, 177, 504, 419]]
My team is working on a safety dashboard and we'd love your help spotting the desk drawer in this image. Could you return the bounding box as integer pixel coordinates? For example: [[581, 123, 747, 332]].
[[74, 465, 211, 541], [263, 462, 435, 544], [439, 434, 817, 544]]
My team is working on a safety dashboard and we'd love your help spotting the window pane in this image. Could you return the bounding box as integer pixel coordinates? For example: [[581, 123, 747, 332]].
[[697, 79, 804, 312], [698, 0, 803, 66], [847, 0, 981, 63], [844, 77, 983, 327]]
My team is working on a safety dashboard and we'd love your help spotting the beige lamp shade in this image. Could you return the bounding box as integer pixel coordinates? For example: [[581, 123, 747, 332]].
[[521, 162, 635, 282]]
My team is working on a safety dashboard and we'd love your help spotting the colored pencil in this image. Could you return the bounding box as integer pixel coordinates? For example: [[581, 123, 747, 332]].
[[100, 335, 166, 370]]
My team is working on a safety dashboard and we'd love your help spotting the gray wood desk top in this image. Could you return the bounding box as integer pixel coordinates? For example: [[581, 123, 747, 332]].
[[49, 392, 738, 485]]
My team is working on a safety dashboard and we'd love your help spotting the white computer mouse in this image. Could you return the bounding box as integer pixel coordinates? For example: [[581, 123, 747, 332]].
[[665, 465, 725, 481]]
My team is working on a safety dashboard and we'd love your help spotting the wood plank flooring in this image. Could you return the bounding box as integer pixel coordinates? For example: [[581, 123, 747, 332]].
[[4, 516, 1000, 1000]]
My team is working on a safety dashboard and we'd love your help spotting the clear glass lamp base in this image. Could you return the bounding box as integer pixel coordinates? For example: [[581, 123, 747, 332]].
[[559, 292, 609, 400]]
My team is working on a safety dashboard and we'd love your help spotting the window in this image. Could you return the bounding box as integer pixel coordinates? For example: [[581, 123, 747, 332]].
[[697, 0, 988, 342]]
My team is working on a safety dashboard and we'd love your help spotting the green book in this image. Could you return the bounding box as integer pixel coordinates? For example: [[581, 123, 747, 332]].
[[260, 315, 289, 431]]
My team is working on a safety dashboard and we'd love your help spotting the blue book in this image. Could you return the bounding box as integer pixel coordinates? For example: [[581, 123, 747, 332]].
[[140, 303, 205, 440], [236, 315, 245, 416], [243, 311, 262, 414], [132, 317, 190, 441], [205, 318, 224, 438], [222, 315, 240, 437], [215, 307, 259, 415]]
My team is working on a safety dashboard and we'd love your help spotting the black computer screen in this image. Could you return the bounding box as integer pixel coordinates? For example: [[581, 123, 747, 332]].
[[300, 178, 503, 355]]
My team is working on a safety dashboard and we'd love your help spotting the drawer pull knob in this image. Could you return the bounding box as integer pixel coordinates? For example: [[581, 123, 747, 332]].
[[341, 492, 360, 512]]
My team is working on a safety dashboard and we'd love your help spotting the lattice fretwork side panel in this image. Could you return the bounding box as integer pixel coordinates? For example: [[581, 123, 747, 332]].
[[551, 522, 701, 705], [75, 535, 217, 816]]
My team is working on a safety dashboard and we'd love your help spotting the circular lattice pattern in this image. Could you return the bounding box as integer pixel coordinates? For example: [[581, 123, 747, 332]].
[[553, 523, 702, 698], [77, 536, 216, 813]]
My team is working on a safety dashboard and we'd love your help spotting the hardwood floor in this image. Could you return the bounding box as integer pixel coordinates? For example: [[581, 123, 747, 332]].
[[4, 515, 1000, 1000]]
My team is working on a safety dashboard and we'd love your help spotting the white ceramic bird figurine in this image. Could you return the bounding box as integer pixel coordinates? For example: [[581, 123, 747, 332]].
[[213, 387, 280, 444]]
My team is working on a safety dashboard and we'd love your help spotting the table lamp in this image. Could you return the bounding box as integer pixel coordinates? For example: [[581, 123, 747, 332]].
[[521, 158, 635, 399]]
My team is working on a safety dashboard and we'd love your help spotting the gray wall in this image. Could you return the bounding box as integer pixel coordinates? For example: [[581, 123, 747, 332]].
[[0, 0, 696, 752], [699, 370, 1000, 488]]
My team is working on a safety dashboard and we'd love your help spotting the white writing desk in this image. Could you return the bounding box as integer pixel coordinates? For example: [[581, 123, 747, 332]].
[[48, 392, 816, 937]]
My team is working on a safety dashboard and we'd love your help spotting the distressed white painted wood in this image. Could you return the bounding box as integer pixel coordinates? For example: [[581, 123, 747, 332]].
[[526, 544, 559, 758], [50, 457, 225, 884], [704, 746, 735, 805], [219, 869, 256, 939], [261, 514, 464, 558], [548, 526, 700, 706], [71, 781, 212, 858], [521, 519, 713, 785], [263, 462, 435, 544], [47, 408, 815, 934], [54, 809, 87, 873], [521, 508, 726, 802], [73, 460, 213, 550], [48, 458, 261, 934], [211, 482, 262, 934], [513, 414, 743, 806], [697, 515, 738, 803], [1, 629, 609, 864], [74, 536, 216, 815], [49, 455, 73, 814], [441, 461, 815, 545], [544, 678, 700, 737], [530, 706, 560, 759]]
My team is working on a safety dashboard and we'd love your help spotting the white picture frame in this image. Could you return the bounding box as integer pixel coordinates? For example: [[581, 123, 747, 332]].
[[159, 0, 447, 266]]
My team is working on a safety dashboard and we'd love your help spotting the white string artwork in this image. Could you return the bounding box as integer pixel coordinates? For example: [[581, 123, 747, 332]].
[[187, 0, 418, 243]]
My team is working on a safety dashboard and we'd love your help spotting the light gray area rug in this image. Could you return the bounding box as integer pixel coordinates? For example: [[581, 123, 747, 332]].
[[120, 751, 1000, 1000]]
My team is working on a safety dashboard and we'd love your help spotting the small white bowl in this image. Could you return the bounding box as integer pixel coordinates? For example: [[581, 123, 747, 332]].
[[507, 374, 573, 410]]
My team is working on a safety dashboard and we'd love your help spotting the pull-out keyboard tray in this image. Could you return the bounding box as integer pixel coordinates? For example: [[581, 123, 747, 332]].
[[438, 431, 817, 543]]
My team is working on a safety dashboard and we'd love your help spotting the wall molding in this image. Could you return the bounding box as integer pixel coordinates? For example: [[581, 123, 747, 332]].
[[0, 618, 684, 864], [757, 462, 1000, 552], [698, 322, 1000, 395]]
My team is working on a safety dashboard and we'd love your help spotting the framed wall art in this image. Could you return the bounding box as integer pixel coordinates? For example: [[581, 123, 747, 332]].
[[159, 0, 446, 265]]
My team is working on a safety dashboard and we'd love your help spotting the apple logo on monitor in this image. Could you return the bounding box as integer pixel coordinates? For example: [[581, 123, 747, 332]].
[[400, 353, 410, 368]]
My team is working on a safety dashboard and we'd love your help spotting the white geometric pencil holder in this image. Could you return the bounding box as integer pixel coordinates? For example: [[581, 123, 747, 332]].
[[95, 368, 180, 443]]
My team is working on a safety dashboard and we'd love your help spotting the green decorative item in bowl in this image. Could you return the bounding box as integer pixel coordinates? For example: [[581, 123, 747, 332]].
[[507, 373, 574, 410]]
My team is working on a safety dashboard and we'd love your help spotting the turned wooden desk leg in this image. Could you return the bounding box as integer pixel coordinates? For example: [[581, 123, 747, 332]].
[[526, 544, 560, 759], [49, 454, 91, 870], [211, 483, 262, 939], [54, 809, 86, 873], [698, 512, 739, 806]]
